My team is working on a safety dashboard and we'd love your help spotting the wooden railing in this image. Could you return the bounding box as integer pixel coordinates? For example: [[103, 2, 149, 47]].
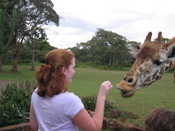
[[0, 122, 30, 131], [0, 121, 144, 131]]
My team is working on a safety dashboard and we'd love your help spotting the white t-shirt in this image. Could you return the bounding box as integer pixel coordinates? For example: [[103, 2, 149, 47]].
[[31, 89, 84, 131]]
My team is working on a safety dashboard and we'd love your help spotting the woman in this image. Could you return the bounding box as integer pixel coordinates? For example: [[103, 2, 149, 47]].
[[30, 49, 113, 131]]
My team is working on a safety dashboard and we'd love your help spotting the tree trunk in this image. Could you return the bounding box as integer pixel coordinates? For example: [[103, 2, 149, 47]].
[[109, 55, 112, 66], [11, 44, 20, 72], [5, 31, 14, 50], [11, 36, 24, 72], [30, 47, 35, 71], [11, 51, 19, 72], [30, 40, 37, 71], [0, 55, 3, 72]]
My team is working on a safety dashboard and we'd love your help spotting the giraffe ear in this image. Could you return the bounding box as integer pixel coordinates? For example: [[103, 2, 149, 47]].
[[165, 37, 175, 58], [128, 43, 141, 58], [155, 32, 163, 42], [144, 32, 152, 42]]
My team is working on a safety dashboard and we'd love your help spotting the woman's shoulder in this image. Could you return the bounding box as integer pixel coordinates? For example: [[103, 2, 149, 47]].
[[60, 92, 80, 100], [31, 88, 38, 96], [55, 92, 81, 104]]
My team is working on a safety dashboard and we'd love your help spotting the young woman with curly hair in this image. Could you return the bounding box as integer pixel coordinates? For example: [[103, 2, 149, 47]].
[[29, 49, 112, 131]]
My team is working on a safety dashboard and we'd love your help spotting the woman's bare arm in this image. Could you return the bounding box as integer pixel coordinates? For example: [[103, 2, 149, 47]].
[[73, 81, 112, 131]]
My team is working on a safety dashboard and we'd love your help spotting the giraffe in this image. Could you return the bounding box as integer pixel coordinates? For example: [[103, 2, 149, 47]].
[[117, 32, 175, 97]]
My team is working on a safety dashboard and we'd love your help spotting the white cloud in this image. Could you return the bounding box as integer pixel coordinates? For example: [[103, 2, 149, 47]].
[[45, 25, 93, 48], [46, 0, 175, 48]]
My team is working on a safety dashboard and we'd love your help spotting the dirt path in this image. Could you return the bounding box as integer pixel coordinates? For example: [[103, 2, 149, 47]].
[[0, 80, 12, 88], [0, 80, 12, 96]]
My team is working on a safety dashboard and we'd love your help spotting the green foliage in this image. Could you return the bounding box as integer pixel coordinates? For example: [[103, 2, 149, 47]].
[[106, 109, 139, 120], [20, 40, 56, 64], [3, 40, 55, 64], [0, 81, 36, 127], [81, 96, 141, 130], [81, 96, 116, 113], [0, 0, 59, 71], [0, 8, 10, 54], [71, 28, 134, 67], [77, 61, 130, 71]]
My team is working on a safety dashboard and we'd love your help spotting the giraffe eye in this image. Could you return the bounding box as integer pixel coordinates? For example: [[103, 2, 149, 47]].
[[153, 60, 162, 65]]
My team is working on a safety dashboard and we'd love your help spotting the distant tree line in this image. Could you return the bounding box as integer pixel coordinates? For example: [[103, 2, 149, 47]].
[[71, 29, 139, 67], [4, 40, 55, 64]]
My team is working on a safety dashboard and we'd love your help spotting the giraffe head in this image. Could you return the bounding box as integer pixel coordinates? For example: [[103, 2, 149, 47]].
[[117, 32, 175, 97]]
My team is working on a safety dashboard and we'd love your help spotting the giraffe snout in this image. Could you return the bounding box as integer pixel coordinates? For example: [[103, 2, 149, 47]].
[[116, 80, 136, 97]]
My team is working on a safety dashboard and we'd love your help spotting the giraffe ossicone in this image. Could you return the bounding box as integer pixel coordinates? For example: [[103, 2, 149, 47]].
[[117, 32, 175, 97]]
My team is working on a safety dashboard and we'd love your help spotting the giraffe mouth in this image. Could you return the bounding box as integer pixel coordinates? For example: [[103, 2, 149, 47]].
[[120, 90, 135, 97], [116, 81, 136, 97]]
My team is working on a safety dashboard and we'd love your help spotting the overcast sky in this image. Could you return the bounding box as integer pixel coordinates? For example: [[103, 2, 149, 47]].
[[45, 0, 175, 48]]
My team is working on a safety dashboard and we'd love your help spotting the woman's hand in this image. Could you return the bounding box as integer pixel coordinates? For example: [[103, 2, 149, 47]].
[[99, 80, 113, 97]]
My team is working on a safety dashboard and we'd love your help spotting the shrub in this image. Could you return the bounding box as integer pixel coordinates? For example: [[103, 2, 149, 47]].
[[81, 96, 141, 130], [81, 96, 116, 113], [0, 81, 36, 127]]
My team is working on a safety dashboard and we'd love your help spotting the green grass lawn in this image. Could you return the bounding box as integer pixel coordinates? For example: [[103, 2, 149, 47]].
[[0, 65, 36, 80], [1, 65, 175, 126]]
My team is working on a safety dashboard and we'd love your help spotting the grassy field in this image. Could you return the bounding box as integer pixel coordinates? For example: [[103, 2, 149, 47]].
[[1, 65, 175, 126]]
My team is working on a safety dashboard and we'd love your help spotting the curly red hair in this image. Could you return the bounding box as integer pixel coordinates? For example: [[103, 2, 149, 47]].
[[36, 49, 75, 97]]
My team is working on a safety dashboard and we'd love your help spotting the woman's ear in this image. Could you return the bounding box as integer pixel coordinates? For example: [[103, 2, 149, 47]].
[[61, 66, 67, 75]]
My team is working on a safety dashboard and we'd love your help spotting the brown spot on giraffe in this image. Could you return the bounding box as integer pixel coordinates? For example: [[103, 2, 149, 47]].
[[117, 32, 175, 97]]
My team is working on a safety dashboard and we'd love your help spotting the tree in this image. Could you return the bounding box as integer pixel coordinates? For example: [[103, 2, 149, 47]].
[[0, 9, 7, 71], [0, 1, 17, 71], [0, 0, 59, 72], [27, 40, 55, 70], [19, 40, 55, 66], [72, 29, 131, 67]]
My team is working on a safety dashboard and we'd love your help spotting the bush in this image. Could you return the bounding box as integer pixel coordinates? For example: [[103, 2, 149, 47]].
[[0, 81, 36, 127], [81, 96, 141, 130], [81, 96, 116, 113]]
